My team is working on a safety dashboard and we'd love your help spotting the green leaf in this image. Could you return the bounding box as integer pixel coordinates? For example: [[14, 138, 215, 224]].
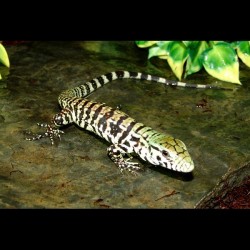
[[148, 41, 188, 79], [182, 41, 200, 49], [156, 41, 169, 47], [148, 41, 171, 59], [236, 41, 250, 67], [135, 41, 158, 48], [201, 42, 241, 84], [0, 43, 10, 68], [230, 41, 239, 49], [0, 73, 2, 80], [211, 41, 224, 45], [166, 41, 188, 80], [184, 41, 209, 78]]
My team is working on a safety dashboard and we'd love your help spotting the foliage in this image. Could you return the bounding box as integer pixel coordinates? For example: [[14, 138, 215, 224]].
[[0, 42, 10, 80], [135, 41, 250, 84]]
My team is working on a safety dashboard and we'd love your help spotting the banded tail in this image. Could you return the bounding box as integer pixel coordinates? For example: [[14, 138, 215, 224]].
[[58, 71, 231, 108]]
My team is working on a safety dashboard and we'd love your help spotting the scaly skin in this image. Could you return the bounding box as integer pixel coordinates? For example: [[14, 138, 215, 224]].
[[26, 71, 227, 174]]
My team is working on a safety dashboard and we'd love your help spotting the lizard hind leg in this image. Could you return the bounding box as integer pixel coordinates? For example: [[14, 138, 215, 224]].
[[107, 144, 142, 175]]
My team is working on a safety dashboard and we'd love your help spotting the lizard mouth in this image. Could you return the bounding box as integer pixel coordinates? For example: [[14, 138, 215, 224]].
[[170, 160, 195, 173]]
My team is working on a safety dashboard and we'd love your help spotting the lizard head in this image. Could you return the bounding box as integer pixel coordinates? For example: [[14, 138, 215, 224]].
[[147, 134, 194, 173]]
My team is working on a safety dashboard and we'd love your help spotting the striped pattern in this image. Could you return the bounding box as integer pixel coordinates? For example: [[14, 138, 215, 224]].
[[28, 70, 227, 173], [58, 71, 226, 109], [51, 71, 200, 173]]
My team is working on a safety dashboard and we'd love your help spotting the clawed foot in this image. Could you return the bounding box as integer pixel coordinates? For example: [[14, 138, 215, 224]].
[[107, 145, 143, 176], [118, 157, 143, 176], [25, 123, 64, 145]]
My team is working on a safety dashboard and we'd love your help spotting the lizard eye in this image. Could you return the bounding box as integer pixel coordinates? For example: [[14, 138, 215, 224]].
[[162, 150, 169, 157]]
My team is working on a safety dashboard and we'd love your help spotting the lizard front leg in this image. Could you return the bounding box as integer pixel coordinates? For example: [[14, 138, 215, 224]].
[[25, 122, 64, 145], [107, 144, 142, 175], [26, 107, 73, 145]]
